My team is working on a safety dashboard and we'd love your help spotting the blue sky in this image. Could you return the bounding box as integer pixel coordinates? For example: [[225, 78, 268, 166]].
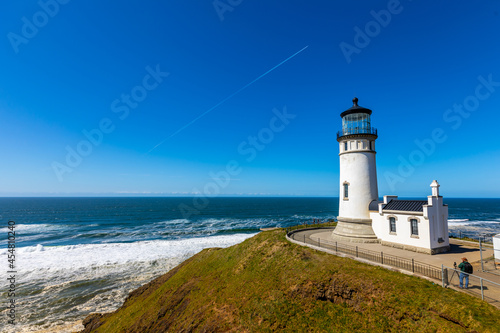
[[1, 0, 499, 197]]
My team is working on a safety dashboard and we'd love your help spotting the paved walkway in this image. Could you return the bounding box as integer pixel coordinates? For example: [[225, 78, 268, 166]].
[[289, 228, 500, 308]]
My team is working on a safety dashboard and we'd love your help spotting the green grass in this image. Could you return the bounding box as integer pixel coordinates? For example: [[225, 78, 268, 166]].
[[286, 221, 337, 233], [449, 236, 480, 243], [449, 235, 494, 245], [82, 230, 500, 332]]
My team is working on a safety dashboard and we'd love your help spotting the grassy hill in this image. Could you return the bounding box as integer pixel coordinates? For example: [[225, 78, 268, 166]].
[[80, 229, 500, 332]]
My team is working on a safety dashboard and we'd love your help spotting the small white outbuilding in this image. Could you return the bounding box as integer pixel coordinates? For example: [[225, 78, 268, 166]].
[[494, 234, 500, 264], [370, 180, 450, 254]]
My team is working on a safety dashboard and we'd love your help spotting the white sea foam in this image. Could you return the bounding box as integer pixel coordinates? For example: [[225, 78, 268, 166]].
[[0, 233, 257, 333], [0, 223, 61, 233], [155, 219, 190, 225], [8, 320, 84, 333], [5, 233, 256, 275], [448, 219, 470, 226], [448, 219, 500, 227], [292, 214, 328, 220], [200, 217, 268, 224]]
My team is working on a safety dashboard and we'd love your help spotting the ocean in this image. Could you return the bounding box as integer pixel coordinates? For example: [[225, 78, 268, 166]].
[[1, 197, 499, 332]]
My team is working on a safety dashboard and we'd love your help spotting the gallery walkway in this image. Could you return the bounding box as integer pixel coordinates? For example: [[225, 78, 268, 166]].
[[287, 227, 500, 308]]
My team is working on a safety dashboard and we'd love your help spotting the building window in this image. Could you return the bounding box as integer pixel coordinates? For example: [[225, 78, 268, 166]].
[[343, 183, 349, 199], [410, 219, 419, 236], [389, 217, 396, 233], [344, 142, 348, 151]]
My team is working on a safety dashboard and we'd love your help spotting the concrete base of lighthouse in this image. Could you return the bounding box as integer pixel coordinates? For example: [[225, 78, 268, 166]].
[[331, 217, 379, 243]]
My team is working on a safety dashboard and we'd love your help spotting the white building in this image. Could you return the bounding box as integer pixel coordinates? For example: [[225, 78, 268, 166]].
[[494, 234, 500, 264], [370, 181, 450, 254], [331, 98, 450, 254]]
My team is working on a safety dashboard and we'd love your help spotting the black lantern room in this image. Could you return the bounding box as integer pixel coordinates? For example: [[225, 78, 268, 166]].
[[337, 97, 377, 140]]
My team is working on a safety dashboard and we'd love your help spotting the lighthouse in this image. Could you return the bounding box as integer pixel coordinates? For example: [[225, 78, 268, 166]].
[[329, 97, 450, 253], [331, 97, 379, 243]]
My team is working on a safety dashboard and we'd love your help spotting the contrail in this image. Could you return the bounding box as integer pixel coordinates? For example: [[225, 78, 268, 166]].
[[147, 45, 309, 154]]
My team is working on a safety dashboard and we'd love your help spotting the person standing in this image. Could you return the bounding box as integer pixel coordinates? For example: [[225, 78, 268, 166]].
[[458, 257, 473, 289]]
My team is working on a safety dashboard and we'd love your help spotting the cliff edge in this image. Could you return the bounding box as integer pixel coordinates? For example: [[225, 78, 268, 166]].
[[80, 230, 500, 332]]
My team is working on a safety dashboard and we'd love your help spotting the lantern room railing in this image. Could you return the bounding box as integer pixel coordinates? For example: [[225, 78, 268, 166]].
[[337, 127, 377, 139]]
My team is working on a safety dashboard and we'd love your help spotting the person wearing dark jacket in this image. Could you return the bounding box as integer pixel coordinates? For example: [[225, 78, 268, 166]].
[[458, 257, 472, 289]]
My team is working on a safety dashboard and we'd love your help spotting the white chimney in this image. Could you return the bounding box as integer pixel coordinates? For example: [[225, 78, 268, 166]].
[[430, 180, 440, 197]]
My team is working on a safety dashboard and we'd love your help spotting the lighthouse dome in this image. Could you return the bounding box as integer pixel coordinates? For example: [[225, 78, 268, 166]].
[[338, 97, 376, 138], [340, 97, 372, 118]]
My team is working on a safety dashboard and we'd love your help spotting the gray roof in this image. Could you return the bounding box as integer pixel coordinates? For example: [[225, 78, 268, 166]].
[[383, 200, 427, 212]]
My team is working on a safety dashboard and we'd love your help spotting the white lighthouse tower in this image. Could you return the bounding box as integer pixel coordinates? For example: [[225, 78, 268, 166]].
[[332, 97, 379, 243]]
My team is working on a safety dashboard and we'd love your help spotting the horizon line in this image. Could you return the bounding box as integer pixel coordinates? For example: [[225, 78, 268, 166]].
[[0, 195, 498, 199]]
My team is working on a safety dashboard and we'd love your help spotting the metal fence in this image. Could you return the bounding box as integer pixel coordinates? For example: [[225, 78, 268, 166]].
[[442, 266, 500, 308], [449, 232, 499, 275], [450, 230, 495, 244], [287, 230, 442, 280], [286, 229, 500, 307], [289, 223, 498, 273]]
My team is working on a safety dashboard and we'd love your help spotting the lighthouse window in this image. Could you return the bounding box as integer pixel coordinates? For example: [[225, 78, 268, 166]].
[[342, 113, 371, 135], [344, 142, 348, 151], [410, 219, 419, 236], [389, 217, 396, 233], [343, 183, 349, 199]]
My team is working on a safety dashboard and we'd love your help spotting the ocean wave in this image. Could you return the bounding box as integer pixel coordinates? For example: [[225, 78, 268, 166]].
[[448, 219, 500, 227], [0, 215, 329, 248], [447, 219, 470, 226], [0, 223, 62, 233], [196, 215, 333, 228], [291, 214, 331, 220], [154, 218, 191, 225], [4, 233, 257, 277], [11, 320, 84, 333], [199, 217, 274, 225], [0, 233, 257, 333]]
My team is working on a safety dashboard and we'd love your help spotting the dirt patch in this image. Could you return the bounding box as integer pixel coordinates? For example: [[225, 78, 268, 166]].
[[291, 274, 375, 312], [429, 308, 473, 331]]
